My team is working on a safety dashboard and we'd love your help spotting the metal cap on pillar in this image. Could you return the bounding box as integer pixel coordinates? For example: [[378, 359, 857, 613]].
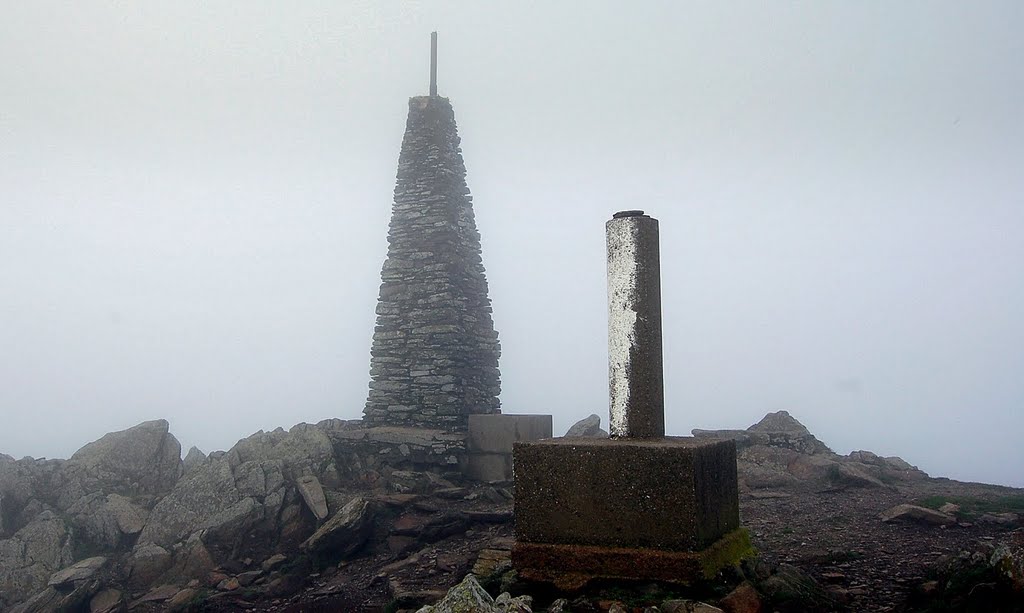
[[606, 210, 665, 439]]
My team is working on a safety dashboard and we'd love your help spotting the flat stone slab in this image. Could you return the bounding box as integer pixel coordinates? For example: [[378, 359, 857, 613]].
[[332, 426, 466, 447], [512, 529, 752, 590], [879, 503, 956, 526], [296, 475, 329, 521], [513, 437, 739, 551], [48, 556, 107, 586]]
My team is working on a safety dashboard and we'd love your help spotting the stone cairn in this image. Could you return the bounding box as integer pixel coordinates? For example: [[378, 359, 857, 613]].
[[364, 34, 501, 431]]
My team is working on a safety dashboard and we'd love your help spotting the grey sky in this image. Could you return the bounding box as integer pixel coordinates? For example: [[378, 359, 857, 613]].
[[2, 2, 1022, 487]]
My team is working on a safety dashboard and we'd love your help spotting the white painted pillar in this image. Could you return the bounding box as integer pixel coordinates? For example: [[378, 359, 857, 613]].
[[606, 210, 665, 439]]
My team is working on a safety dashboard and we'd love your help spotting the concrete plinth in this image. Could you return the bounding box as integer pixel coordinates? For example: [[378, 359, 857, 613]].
[[466, 414, 552, 481], [514, 437, 739, 550], [512, 436, 745, 586], [512, 529, 752, 590]]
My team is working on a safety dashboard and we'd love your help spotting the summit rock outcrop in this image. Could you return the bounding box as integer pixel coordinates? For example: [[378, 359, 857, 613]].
[[0, 412, 1021, 612], [0, 421, 184, 611], [693, 410, 928, 491], [63, 419, 182, 499]]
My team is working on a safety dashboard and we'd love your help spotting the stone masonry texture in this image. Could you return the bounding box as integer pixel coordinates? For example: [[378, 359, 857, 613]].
[[364, 95, 501, 430]]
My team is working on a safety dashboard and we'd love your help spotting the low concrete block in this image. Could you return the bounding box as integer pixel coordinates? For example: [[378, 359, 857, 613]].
[[468, 414, 553, 454], [466, 453, 512, 482], [465, 414, 553, 481], [513, 437, 739, 551]]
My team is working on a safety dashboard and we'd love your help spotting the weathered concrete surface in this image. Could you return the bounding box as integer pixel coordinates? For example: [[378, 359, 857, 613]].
[[513, 437, 739, 551], [468, 414, 552, 454], [463, 455, 510, 484], [466, 414, 552, 481], [512, 529, 752, 590], [606, 211, 664, 439]]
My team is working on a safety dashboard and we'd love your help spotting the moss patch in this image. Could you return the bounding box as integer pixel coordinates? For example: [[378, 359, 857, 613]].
[[700, 528, 755, 579]]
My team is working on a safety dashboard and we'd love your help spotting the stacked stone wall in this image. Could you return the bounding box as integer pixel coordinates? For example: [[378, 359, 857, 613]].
[[326, 423, 467, 476], [364, 95, 501, 430]]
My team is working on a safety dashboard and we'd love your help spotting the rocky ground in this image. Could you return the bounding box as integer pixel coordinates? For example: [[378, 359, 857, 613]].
[[743, 481, 1023, 611], [1, 411, 1022, 612]]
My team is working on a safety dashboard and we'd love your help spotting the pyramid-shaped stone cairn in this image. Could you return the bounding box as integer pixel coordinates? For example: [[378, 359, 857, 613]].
[[364, 46, 501, 431]]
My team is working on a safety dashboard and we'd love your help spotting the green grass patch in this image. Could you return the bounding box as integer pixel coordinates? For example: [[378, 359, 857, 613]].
[[916, 494, 1024, 519]]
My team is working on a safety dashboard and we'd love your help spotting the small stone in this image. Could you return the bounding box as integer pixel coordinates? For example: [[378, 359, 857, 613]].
[[237, 570, 262, 586], [414, 574, 493, 612], [128, 544, 172, 587], [206, 571, 229, 587], [471, 549, 511, 579], [217, 577, 240, 591], [565, 414, 607, 437], [820, 571, 846, 583], [296, 475, 329, 521], [132, 584, 182, 605], [89, 588, 123, 613], [261, 553, 287, 572], [494, 591, 533, 612], [718, 581, 762, 613], [977, 512, 1019, 526], [167, 588, 198, 610], [661, 600, 724, 613], [547, 598, 570, 613], [301, 497, 375, 558], [48, 556, 107, 586], [879, 504, 956, 526]]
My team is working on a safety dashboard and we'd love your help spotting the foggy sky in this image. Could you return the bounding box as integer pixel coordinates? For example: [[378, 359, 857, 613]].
[[2, 2, 1022, 487]]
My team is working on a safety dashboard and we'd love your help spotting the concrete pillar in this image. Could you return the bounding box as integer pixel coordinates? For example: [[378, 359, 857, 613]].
[[513, 210, 745, 588], [606, 210, 665, 438]]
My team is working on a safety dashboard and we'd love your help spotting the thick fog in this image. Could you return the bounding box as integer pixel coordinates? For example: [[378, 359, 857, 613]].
[[2, 3, 1021, 487]]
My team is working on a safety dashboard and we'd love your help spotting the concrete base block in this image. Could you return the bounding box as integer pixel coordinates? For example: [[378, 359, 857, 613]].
[[468, 414, 553, 453], [465, 414, 552, 481], [511, 529, 753, 590], [465, 453, 512, 482], [513, 437, 739, 550]]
